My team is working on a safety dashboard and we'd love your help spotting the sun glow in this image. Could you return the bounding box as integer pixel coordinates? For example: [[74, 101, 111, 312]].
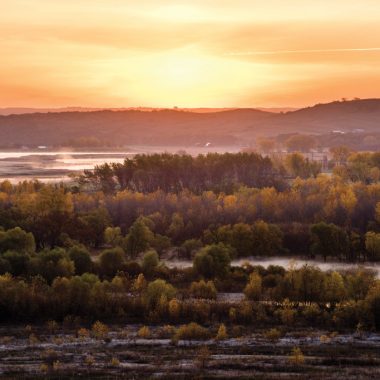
[[2, 0, 380, 107]]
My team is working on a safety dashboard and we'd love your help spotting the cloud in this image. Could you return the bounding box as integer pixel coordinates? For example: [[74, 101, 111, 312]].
[[226, 47, 380, 56]]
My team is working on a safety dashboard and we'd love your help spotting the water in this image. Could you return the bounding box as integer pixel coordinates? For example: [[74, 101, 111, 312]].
[[165, 257, 380, 277], [0, 151, 134, 183], [0, 146, 240, 183]]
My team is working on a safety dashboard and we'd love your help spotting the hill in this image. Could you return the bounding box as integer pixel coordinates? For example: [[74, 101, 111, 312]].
[[0, 99, 379, 147]]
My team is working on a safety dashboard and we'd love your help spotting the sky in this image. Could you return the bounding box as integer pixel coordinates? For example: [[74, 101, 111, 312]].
[[2, 0, 380, 108]]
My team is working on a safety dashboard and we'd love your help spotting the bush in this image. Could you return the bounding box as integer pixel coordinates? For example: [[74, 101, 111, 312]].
[[215, 324, 228, 340], [288, 347, 305, 365], [143, 279, 176, 309], [91, 321, 109, 340], [190, 280, 217, 299], [174, 322, 211, 341], [137, 326, 151, 338], [244, 272, 262, 300], [264, 328, 281, 341]]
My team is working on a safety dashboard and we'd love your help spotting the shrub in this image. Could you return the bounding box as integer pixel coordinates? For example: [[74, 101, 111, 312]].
[[174, 322, 210, 341], [215, 324, 228, 340], [138, 326, 151, 338], [288, 347, 305, 365], [77, 328, 90, 340], [110, 357, 120, 367], [143, 279, 176, 309], [244, 272, 262, 300], [92, 321, 109, 340], [190, 280, 217, 300], [133, 273, 147, 293], [264, 328, 281, 341], [168, 299, 181, 320]]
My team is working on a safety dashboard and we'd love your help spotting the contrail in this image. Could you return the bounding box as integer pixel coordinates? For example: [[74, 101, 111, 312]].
[[226, 47, 380, 56]]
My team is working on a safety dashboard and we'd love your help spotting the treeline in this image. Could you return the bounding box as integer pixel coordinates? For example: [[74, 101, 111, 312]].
[[0, 262, 379, 331], [81, 153, 286, 194], [1, 179, 380, 261]]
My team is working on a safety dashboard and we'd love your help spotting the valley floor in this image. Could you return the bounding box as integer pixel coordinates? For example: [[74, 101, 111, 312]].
[[0, 325, 379, 379]]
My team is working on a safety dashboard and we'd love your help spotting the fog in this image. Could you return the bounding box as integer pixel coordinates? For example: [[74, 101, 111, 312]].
[[165, 257, 380, 278]]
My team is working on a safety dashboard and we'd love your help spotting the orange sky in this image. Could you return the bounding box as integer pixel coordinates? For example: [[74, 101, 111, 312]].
[[2, 0, 380, 108]]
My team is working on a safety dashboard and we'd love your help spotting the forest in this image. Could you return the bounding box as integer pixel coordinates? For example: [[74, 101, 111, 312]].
[[1, 151, 380, 377]]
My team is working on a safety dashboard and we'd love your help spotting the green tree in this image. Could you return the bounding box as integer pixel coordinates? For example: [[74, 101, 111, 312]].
[[68, 245, 92, 275], [125, 219, 153, 259], [143, 279, 176, 309], [310, 222, 349, 261], [323, 271, 346, 304], [99, 247, 125, 278], [0, 227, 35, 254], [251, 221, 283, 257], [193, 243, 232, 279], [104, 227, 122, 247], [365, 231, 380, 261], [141, 249, 159, 275]]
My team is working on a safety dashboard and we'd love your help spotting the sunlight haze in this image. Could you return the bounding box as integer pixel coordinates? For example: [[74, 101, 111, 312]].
[[2, 0, 380, 107]]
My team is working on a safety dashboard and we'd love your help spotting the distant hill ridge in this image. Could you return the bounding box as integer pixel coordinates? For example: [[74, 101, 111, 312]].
[[0, 99, 379, 147], [0, 106, 297, 116]]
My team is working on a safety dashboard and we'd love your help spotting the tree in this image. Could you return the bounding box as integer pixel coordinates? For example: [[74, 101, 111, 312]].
[[215, 324, 228, 340], [0, 227, 35, 254], [323, 271, 346, 303], [285, 153, 321, 178], [104, 226, 122, 247], [257, 138, 276, 154], [24, 186, 74, 248], [99, 247, 125, 278], [2, 251, 30, 276], [231, 223, 255, 256], [365, 232, 380, 261], [167, 213, 185, 242], [143, 279, 176, 309], [68, 245, 92, 275], [193, 243, 232, 279], [285, 135, 316, 153], [310, 222, 349, 261], [31, 248, 75, 283], [365, 282, 380, 330], [78, 208, 110, 247], [125, 219, 153, 259], [244, 272, 262, 300], [181, 239, 203, 259], [190, 280, 217, 299], [251, 221, 283, 257], [330, 146, 352, 166], [289, 347, 305, 365], [141, 249, 159, 275]]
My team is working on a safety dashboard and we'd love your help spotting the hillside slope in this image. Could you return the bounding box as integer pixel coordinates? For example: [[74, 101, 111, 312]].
[[0, 99, 379, 146]]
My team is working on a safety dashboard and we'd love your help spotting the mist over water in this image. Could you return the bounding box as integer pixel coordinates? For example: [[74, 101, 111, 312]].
[[0, 146, 241, 183], [165, 257, 380, 277], [0, 151, 135, 183]]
